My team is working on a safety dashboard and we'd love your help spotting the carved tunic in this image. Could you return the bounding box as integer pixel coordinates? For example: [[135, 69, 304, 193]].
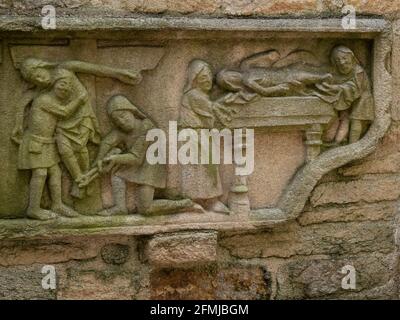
[[179, 88, 223, 200], [180, 89, 215, 129], [55, 72, 100, 149], [109, 119, 166, 189], [343, 66, 374, 121], [18, 95, 61, 169], [318, 65, 375, 121]]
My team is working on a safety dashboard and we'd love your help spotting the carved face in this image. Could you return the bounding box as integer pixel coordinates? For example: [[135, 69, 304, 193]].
[[54, 78, 73, 101], [334, 51, 354, 75], [196, 67, 213, 92], [29, 68, 52, 88], [111, 110, 136, 132]]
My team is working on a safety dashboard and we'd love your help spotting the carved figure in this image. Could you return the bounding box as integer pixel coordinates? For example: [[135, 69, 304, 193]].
[[179, 59, 230, 214], [12, 58, 142, 209], [216, 67, 332, 103], [318, 45, 375, 144], [83, 95, 194, 216], [17, 71, 87, 220]]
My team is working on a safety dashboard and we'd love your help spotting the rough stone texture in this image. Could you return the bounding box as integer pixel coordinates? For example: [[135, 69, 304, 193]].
[[220, 219, 396, 259], [142, 231, 218, 268], [276, 253, 398, 299], [1, 1, 400, 17], [340, 123, 400, 176], [0, 1, 399, 301], [101, 243, 130, 265], [310, 175, 400, 207], [0, 265, 56, 300], [150, 264, 271, 300]]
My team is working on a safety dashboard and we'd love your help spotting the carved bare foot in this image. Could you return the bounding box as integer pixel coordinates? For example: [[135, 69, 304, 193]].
[[209, 200, 230, 214], [27, 208, 57, 220], [52, 204, 80, 218], [97, 206, 128, 216], [191, 202, 206, 213]]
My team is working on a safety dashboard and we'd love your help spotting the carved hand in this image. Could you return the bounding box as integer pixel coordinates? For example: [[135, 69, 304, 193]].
[[316, 82, 340, 95], [103, 154, 121, 168], [11, 125, 23, 145], [79, 92, 89, 104], [322, 73, 333, 82], [116, 70, 143, 85]]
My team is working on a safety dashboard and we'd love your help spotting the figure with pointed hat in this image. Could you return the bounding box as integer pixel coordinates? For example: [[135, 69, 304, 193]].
[[86, 95, 194, 216]]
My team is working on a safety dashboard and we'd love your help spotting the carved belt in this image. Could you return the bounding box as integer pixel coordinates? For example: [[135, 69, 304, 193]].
[[29, 134, 55, 144]]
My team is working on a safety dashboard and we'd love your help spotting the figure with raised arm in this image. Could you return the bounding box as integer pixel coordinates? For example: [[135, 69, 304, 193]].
[[80, 95, 194, 216], [17, 71, 87, 219], [12, 58, 142, 198]]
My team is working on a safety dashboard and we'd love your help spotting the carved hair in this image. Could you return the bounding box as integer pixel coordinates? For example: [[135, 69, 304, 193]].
[[19, 58, 56, 82], [107, 95, 147, 120], [183, 59, 212, 93]]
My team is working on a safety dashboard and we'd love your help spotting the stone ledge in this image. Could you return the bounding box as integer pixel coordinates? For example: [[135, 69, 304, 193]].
[[0, 210, 285, 240], [0, 16, 389, 35]]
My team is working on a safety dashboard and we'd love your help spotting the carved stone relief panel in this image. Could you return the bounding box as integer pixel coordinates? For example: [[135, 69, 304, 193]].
[[0, 18, 391, 239]]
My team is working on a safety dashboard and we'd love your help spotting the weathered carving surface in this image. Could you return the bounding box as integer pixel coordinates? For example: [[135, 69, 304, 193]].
[[0, 19, 391, 238]]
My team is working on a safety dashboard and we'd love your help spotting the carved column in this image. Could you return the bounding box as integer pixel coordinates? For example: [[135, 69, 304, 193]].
[[305, 124, 323, 162], [228, 129, 251, 216]]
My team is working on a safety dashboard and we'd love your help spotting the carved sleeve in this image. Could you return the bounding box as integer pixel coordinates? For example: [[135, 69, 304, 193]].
[[187, 92, 214, 119], [127, 135, 149, 166], [338, 79, 360, 107], [93, 130, 121, 165], [59, 61, 141, 85], [42, 97, 83, 119]]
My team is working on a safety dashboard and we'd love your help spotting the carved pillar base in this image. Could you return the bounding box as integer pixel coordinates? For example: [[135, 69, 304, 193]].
[[228, 176, 250, 216], [305, 124, 323, 162]]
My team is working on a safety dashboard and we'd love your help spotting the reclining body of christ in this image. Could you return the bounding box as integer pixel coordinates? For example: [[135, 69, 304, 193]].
[[216, 65, 333, 104]]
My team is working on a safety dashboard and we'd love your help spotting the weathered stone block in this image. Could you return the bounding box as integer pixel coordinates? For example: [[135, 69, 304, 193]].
[[276, 253, 398, 299], [299, 201, 397, 226], [0, 236, 132, 267], [220, 220, 396, 259], [0, 265, 56, 300], [142, 231, 218, 268], [311, 176, 400, 207], [57, 269, 136, 300], [150, 264, 271, 300]]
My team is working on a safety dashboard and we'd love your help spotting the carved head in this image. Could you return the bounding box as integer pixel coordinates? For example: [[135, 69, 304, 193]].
[[19, 58, 55, 88], [184, 59, 213, 93], [330, 46, 357, 75], [216, 70, 243, 92], [53, 69, 74, 101], [107, 95, 146, 133]]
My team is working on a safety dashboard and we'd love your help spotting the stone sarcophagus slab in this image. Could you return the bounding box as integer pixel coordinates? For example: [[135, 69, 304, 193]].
[[0, 16, 391, 247], [229, 96, 335, 129]]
